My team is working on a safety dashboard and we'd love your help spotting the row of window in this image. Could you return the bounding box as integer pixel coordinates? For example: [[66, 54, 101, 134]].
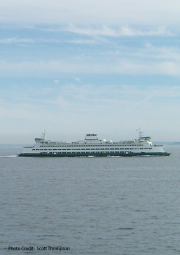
[[32, 147, 152, 151], [39, 144, 143, 147]]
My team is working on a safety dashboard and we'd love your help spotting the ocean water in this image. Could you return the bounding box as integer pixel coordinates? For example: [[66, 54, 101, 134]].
[[0, 145, 180, 255]]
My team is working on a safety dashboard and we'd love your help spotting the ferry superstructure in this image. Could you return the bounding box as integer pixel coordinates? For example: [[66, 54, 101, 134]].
[[18, 131, 170, 157]]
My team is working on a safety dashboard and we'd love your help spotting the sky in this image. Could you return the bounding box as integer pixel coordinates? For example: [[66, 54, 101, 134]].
[[0, 0, 180, 143]]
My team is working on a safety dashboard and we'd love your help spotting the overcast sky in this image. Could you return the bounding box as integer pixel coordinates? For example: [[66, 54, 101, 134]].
[[0, 0, 180, 143]]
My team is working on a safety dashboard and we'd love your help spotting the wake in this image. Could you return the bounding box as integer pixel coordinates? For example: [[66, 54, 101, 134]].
[[0, 155, 17, 158]]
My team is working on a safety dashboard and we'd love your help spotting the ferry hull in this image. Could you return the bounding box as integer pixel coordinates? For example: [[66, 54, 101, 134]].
[[18, 152, 170, 157]]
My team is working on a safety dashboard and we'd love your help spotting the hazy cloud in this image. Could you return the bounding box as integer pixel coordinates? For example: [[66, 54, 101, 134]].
[[66, 26, 173, 37], [0, 37, 35, 44], [1, 57, 180, 76], [1, 0, 180, 27]]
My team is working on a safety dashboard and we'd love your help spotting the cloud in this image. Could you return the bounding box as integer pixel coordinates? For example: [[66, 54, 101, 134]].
[[0, 36, 98, 46], [134, 43, 180, 61], [1, 56, 180, 77], [66, 26, 173, 37], [1, 0, 180, 27], [67, 39, 98, 45], [0, 37, 63, 45], [0, 37, 34, 44], [74, 77, 81, 82]]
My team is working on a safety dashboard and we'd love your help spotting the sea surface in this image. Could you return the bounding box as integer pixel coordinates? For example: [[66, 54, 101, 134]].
[[0, 145, 180, 255]]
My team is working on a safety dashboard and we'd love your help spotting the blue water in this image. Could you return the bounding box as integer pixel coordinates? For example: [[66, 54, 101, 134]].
[[0, 145, 180, 255]]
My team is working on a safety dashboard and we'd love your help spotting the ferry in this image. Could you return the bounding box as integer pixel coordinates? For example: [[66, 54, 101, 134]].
[[18, 131, 170, 157]]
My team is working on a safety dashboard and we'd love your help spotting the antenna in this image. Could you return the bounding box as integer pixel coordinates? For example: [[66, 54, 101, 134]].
[[42, 130, 47, 140], [136, 128, 143, 139]]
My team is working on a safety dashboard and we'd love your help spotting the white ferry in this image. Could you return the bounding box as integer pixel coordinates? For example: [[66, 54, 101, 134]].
[[18, 131, 170, 157]]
